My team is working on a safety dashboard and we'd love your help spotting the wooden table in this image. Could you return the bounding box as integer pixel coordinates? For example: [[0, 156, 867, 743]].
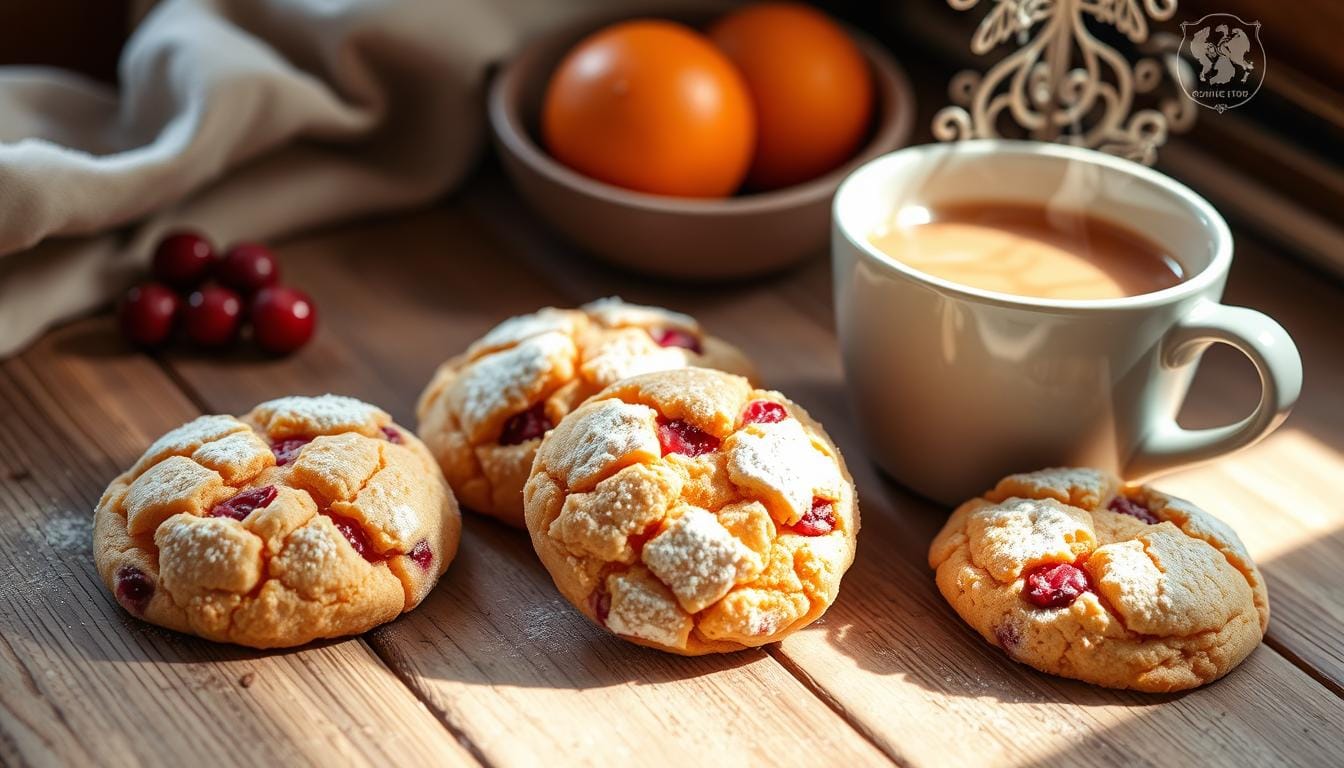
[[2, 169, 1341, 767]]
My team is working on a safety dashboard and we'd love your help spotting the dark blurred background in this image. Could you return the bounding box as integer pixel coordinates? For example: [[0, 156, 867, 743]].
[[3, 0, 1338, 274]]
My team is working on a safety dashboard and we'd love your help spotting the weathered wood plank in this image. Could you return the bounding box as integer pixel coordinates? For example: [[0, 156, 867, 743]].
[[162, 206, 894, 767], [0, 319, 476, 768]]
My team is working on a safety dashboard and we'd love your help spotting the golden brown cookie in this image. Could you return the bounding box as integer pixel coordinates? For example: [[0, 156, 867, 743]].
[[524, 368, 859, 654], [93, 394, 462, 648], [416, 298, 755, 528], [928, 467, 1268, 692]]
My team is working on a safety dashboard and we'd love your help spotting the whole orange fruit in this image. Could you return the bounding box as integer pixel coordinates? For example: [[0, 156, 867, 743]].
[[709, 3, 874, 190], [542, 20, 756, 198]]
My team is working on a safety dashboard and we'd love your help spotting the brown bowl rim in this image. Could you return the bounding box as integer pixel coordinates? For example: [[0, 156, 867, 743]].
[[488, 12, 917, 217]]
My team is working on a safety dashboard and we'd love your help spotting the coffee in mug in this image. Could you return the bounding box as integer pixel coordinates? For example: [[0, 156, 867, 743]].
[[867, 201, 1185, 300]]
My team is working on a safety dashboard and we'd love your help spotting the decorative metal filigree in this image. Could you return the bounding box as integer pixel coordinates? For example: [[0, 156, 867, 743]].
[[933, 0, 1195, 165]]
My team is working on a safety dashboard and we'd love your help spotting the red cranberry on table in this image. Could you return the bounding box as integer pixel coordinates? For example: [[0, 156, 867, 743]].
[[151, 231, 215, 288], [216, 242, 280, 295], [183, 285, 243, 347], [119, 282, 181, 347], [251, 285, 317, 354]]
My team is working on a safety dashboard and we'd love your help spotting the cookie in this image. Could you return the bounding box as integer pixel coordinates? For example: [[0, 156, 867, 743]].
[[416, 297, 755, 528], [928, 467, 1268, 692], [93, 394, 462, 648], [524, 367, 859, 654]]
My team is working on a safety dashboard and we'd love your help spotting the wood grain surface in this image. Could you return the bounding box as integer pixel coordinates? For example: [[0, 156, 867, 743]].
[[1, 169, 1341, 767]]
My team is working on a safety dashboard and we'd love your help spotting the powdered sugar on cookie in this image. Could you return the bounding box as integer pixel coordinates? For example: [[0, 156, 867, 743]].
[[725, 419, 843, 526], [581, 297, 698, 333], [454, 331, 576, 441]]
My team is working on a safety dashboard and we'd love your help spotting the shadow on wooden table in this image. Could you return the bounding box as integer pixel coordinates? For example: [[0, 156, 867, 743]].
[[366, 514, 765, 691]]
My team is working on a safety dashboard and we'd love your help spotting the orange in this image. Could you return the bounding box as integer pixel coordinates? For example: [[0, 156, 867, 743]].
[[542, 20, 755, 198], [709, 3, 874, 190]]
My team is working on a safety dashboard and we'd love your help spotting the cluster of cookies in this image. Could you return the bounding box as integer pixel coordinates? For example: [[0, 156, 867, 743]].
[[94, 297, 1266, 690], [95, 298, 858, 654]]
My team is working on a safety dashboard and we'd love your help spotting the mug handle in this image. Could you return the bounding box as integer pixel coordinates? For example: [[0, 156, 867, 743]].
[[1126, 298, 1303, 479]]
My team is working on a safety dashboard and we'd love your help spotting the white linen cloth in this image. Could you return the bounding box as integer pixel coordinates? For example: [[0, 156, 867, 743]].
[[0, 0, 694, 356]]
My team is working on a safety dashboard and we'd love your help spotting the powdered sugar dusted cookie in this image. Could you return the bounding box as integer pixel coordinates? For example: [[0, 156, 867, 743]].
[[93, 395, 462, 648], [928, 467, 1268, 692], [416, 298, 755, 528], [524, 368, 859, 654]]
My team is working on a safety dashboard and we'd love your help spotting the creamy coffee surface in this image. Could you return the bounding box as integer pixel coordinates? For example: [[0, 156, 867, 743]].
[[868, 202, 1184, 300]]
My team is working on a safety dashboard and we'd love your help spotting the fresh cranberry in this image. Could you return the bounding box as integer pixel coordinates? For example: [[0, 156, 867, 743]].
[[118, 282, 181, 347], [271, 437, 310, 466], [499, 403, 552, 446], [649, 327, 702, 354], [152, 231, 215, 288], [1023, 562, 1090, 608], [793, 497, 836, 536], [114, 565, 154, 615], [1108, 495, 1159, 524], [590, 587, 612, 627], [329, 515, 376, 562], [209, 485, 277, 520], [183, 285, 243, 347], [380, 426, 403, 444], [656, 418, 719, 457], [215, 242, 280, 295], [410, 540, 433, 570], [251, 285, 316, 355], [742, 400, 788, 425]]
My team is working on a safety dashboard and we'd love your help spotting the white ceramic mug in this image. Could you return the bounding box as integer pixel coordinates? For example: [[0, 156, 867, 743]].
[[832, 140, 1302, 505]]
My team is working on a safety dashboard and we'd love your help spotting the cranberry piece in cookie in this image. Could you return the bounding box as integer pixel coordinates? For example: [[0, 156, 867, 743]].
[[114, 565, 154, 615], [742, 399, 787, 425], [499, 403, 553, 446], [650, 327, 703, 354], [656, 418, 720, 457], [209, 485, 277, 521], [329, 514, 376, 562], [1108, 495, 1159, 524], [1023, 562, 1090, 608], [793, 497, 837, 536], [380, 426, 403, 444], [409, 540, 433, 570], [271, 437, 310, 466]]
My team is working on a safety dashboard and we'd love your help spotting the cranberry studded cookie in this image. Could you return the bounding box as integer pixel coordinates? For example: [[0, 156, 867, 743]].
[[93, 395, 462, 648], [416, 298, 755, 528], [524, 368, 859, 654], [928, 467, 1269, 691]]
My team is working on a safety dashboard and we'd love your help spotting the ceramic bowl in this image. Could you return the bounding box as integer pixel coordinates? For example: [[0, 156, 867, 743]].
[[487, 13, 915, 280]]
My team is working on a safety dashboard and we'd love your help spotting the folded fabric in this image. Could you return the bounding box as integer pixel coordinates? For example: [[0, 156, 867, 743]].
[[0, 0, 689, 356]]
